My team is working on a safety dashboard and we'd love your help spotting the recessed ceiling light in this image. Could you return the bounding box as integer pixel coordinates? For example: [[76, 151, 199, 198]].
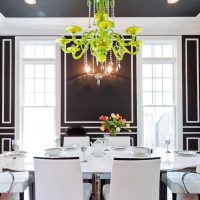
[[167, 0, 180, 4], [25, 0, 36, 5]]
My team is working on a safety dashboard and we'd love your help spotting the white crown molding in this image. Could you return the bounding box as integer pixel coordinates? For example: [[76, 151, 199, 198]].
[[0, 13, 4, 26], [0, 12, 200, 35]]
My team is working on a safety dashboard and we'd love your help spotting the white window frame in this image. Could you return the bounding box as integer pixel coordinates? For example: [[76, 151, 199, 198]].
[[15, 37, 61, 147], [137, 36, 182, 149]]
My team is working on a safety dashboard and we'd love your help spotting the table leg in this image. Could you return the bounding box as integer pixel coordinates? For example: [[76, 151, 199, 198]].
[[92, 173, 101, 200]]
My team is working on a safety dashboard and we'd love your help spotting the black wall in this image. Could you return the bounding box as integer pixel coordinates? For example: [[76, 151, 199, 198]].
[[0, 36, 15, 153], [1, 35, 200, 151], [182, 36, 200, 150]]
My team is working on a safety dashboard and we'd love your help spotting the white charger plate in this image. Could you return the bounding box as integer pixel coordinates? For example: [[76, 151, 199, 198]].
[[63, 144, 79, 150], [174, 150, 197, 157], [112, 145, 128, 151], [4, 151, 27, 157]]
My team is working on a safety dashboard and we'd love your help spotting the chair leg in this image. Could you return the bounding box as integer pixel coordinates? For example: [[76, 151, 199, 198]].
[[160, 182, 167, 200], [198, 194, 200, 200], [19, 192, 24, 200], [29, 182, 35, 200], [172, 193, 177, 200]]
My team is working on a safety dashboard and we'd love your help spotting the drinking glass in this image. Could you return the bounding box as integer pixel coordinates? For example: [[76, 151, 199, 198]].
[[11, 139, 19, 151], [104, 134, 110, 151], [81, 146, 87, 162], [165, 139, 171, 153]]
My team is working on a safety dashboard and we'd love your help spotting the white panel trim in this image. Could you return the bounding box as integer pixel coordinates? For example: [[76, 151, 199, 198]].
[[0, 127, 14, 129], [63, 40, 134, 124], [186, 137, 200, 151], [60, 132, 137, 135], [1, 39, 12, 124], [60, 126, 137, 129], [183, 132, 200, 134], [1, 138, 11, 153], [0, 133, 15, 135], [185, 38, 200, 123], [183, 126, 200, 128]]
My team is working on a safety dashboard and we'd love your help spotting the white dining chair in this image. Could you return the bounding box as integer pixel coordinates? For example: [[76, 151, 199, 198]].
[[103, 157, 161, 200], [63, 136, 90, 147], [108, 136, 130, 146], [34, 157, 92, 200], [162, 171, 200, 200], [0, 171, 30, 200]]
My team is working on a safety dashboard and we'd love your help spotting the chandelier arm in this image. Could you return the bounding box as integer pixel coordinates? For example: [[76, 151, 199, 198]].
[[112, 33, 136, 47], [121, 45, 140, 55], [71, 31, 95, 46], [72, 43, 90, 59], [60, 31, 95, 54], [111, 46, 124, 61], [72, 35, 79, 44]]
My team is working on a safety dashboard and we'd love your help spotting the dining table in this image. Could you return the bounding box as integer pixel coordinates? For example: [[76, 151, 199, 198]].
[[1, 146, 200, 200]]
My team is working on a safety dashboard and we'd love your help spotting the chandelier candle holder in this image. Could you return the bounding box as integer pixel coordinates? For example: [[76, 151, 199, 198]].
[[57, 0, 143, 85]]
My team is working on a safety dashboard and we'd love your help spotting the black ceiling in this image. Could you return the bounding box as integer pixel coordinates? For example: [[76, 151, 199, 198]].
[[0, 0, 199, 18]]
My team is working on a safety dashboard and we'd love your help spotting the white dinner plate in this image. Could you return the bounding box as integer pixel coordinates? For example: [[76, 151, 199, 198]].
[[174, 150, 197, 157], [4, 151, 27, 157], [63, 144, 79, 150], [112, 146, 128, 151]]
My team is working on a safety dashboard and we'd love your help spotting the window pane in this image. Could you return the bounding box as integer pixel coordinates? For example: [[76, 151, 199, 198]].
[[35, 79, 44, 93], [143, 92, 152, 105], [163, 44, 173, 57], [142, 45, 152, 57], [35, 93, 45, 106], [163, 78, 173, 91], [24, 64, 34, 79], [143, 78, 152, 91], [24, 79, 34, 93], [153, 78, 162, 91], [153, 45, 162, 57], [45, 64, 55, 78], [24, 93, 35, 106], [45, 93, 55, 106], [24, 45, 34, 58], [143, 107, 175, 148], [45, 79, 55, 93], [153, 64, 162, 77], [163, 64, 173, 77], [23, 107, 55, 154], [35, 64, 45, 78], [163, 92, 173, 105], [35, 45, 45, 58], [153, 92, 162, 105], [45, 45, 55, 58]]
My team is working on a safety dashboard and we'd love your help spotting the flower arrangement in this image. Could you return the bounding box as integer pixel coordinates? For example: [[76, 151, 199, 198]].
[[99, 113, 131, 136]]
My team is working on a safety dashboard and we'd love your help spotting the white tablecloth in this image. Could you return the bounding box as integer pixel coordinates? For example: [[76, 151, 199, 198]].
[[1, 147, 200, 173]]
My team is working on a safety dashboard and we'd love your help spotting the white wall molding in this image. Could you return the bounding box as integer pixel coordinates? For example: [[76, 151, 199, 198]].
[[0, 15, 200, 35], [185, 38, 200, 123], [1, 39, 12, 124]]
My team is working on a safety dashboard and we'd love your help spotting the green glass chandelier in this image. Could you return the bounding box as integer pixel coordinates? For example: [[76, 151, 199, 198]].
[[57, 0, 143, 85]]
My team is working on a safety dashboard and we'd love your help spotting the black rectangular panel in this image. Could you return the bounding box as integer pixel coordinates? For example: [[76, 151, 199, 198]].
[[0, 134, 14, 153], [0, 36, 15, 128], [183, 134, 200, 150], [182, 36, 200, 127], [61, 38, 137, 128]]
